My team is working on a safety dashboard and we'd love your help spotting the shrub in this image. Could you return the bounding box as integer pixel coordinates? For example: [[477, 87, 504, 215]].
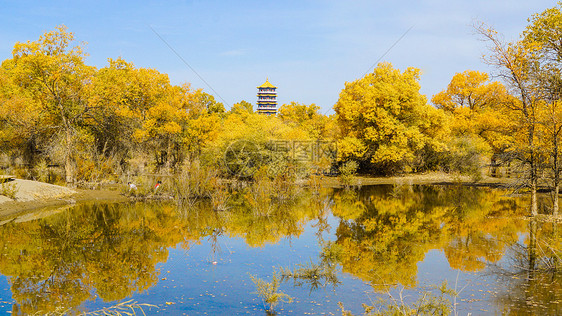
[[339, 161, 359, 188], [338, 281, 457, 316], [210, 177, 230, 211], [249, 271, 292, 313], [171, 160, 215, 202], [0, 181, 18, 200]]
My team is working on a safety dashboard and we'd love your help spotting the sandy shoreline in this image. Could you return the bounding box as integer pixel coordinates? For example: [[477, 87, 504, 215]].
[[0, 179, 127, 221], [320, 171, 514, 188]]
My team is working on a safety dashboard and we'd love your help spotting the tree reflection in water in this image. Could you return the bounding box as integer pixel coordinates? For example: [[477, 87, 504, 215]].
[[0, 203, 178, 315], [0, 186, 324, 314], [490, 220, 562, 315], [326, 185, 526, 292], [0, 183, 557, 314]]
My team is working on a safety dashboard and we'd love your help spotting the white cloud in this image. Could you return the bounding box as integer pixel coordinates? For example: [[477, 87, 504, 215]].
[[219, 49, 246, 56]]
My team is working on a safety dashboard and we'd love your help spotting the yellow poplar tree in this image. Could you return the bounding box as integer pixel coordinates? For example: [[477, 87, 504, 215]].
[[278, 102, 330, 139], [334, 62, 447, 174], [0, 68, 42, 160], [476, 22, 543, 216], [1, 25, 94, 184], [522, 2, 562, 216], [229, 100, 253, 114], [432, 70, 515, 175], [87, 57, 141, 157]]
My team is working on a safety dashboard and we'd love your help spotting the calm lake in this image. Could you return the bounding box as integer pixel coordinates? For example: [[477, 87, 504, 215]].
[[0, 184, 560, 315]]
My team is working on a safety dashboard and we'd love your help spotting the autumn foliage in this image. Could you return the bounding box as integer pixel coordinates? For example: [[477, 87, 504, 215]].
[[334, 63, 448, 174], [1, 0, 562, 217]]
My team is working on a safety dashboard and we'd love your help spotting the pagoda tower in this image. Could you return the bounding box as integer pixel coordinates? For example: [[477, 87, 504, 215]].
[[256, 79, 277, 115]]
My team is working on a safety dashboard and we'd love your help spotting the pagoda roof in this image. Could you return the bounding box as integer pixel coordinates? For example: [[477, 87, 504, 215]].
[[257, 78, 277, 89]]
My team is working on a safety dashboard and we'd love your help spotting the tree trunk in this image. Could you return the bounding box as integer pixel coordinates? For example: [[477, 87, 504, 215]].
[[529, 122, 538, 216], [528, 218, 537, 277], [165, 138, 172, 173], [554, 183, 560, 216], [553, 134, 560, 216], [65, 129, 75, 185], [553, 223, 559, 272], [530, 150, 538, 216], [531, 177, 538, 216]]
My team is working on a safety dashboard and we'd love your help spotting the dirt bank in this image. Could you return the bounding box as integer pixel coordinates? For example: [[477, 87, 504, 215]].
[[0, 179, 127, 220], [319, 171, 515, 188]]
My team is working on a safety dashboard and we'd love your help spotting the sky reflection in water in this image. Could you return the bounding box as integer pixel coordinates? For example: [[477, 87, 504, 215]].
[[0, 184, 559, 315]]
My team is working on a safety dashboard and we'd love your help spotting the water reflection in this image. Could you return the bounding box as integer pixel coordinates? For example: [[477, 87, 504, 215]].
[[0, 188, 327, 314], [491, 220, 562, 315], [327, 185, 526, 291], [0, 203, 180, 315], [0, 184, 556, 314]]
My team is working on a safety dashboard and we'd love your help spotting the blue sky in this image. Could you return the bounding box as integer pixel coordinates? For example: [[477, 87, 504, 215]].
[[0, 0, 557, 114]]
